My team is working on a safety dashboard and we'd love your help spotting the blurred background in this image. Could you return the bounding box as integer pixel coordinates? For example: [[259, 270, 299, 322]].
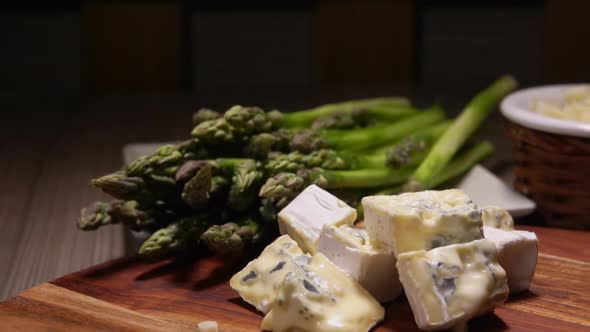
[[0, 0, 588, 300]]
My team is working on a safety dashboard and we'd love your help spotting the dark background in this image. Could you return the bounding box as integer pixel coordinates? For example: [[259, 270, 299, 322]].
[[1, 0, 588, 109], [0, 0, 588, 300]]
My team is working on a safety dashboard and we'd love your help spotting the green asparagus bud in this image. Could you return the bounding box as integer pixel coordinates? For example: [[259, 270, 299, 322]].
[[91, 172, 156, 203], [78, 201, 113, 230], [192, 108, 221, 125], [191, 118, 236, 144], [243, 129, 292, 159], [290, 130, 327, 153], [139, 215, 210, 259], [78, 200, 172, 231], [228, 160, 264, 211], [310, 109, 367, 131], [181, 162, 212, 209], [385, 137, 428, 168], [200, 219, 262, 255], [265, 150, 348, 175], [224, 105, 274, 135]]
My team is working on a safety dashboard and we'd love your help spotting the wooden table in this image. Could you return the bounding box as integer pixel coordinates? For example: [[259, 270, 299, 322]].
[[0, 225, 587, 331]]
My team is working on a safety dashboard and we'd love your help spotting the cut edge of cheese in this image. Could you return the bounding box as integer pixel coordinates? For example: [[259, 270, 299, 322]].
[[483, 226, 539, 293]]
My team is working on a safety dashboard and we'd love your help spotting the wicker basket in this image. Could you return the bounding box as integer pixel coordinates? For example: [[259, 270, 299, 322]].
[[505, 120, 590, 229]]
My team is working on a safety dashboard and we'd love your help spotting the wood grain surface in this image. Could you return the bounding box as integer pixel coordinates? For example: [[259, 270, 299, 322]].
[[0, 225, 587, 331]]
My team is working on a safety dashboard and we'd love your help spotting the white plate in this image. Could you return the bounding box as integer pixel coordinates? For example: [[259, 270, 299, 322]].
[[123, 143, 536, 217], [457, 165, 535, 218], [501, 84, 590, 138]]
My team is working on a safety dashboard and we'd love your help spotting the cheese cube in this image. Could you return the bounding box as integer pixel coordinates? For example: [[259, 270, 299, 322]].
[[261, 253, 384, 332], [363, 189, 483, 257], [278, 184, 357, 254], [316, 224, 402, 303], [483, 226, 538, 293], [229, 235, 310, 313], [481, 206, 514, 230], [197, 321, 218, 332], [396, 239, 508, 331]]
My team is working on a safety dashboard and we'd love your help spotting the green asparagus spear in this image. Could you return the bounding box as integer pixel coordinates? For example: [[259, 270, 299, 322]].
[[200, 219, 262, 255], [192, 108, 221, 126], [291, 107, 445, 152], [273, 97, 410, 128], [378, 141, 495, 195], [78, 200, 174, 231], [242, 129, 292, 159], [227, 160, 265, 212], [139, 215, 210, 259], [406, 76, 516, 190], [265, 149, 385, 175], [126, 140, 208, 178]]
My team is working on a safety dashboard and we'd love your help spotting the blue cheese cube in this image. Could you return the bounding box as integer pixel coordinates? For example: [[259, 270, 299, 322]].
[[229, 235, 310, 313], [483, 226, 538, 293], [396, 239, 508, 331], [261, 253, 384, 332], [481, 206, 514, 230], [362, 189, 483, 257], [278, 184, 357, 254], [316, 225, 402, 303]]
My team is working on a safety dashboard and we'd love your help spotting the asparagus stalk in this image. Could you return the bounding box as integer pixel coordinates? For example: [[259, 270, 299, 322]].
[[139, 215, 210, 259], [78, 200, 177, 231], [378, 141, 494, 195], [291, 107, 445, 152], [274, 97, 410, 128], [406, 76, 516, 191], [242, 129, 292, 159], [200, 219, 263, 255], [266, 149, 390, 175], [192, 108, 221, 126], [310, 105, 418, 130], [227, 160, 265, 212]]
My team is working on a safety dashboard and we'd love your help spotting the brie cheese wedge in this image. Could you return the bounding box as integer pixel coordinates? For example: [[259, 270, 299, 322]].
[[396, 239, 508, 331], [316, 224, 402, 303], [278, 184, 357, 254], [363, 189, 483, 257], [483, 226, 538, 293], [261, 253, 384, 332]]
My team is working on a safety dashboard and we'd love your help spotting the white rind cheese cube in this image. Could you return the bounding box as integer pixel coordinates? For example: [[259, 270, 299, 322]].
[[396, 239, 508, 331], [481, 206, 514, 230], [261, 253, 384, 332], [362, 189, 483, 257], [278, 184, 357, 254], [229, 235, 310, 313], [483, 226, 538, 293], [316, 224, 402, 303]]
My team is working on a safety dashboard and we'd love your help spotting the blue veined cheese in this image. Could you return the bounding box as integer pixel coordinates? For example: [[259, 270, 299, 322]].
[[396, 239, 508, 331], [481, 206, 514, 230], [278, 184, 357, 254], [483, 226, 538, 293], [362, 189, 483, 257], [316, 224, 402, 303], [261, 253, 384, 332], [229, 235, 311, 313]]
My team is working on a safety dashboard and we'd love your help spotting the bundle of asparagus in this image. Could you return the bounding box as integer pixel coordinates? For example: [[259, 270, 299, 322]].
[[78, 76, 516, 259]]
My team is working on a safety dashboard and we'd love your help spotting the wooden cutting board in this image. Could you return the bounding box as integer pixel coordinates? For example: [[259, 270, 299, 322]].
[[0, 226, 588, 331]]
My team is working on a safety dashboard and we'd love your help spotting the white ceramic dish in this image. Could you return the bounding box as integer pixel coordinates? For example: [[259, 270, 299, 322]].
[[500, 84, 590, 138], [123, 143, 536, 217]]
